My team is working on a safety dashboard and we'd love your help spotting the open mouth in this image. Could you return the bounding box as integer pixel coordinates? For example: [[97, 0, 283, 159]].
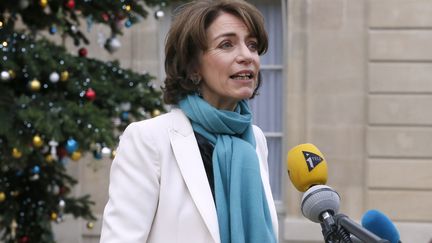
[[230, 72, 254, 80]]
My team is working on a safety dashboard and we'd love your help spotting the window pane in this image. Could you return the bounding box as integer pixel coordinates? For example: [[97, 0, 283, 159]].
[[267, 137, 282, 200], [255, 3, 283, 65], [249, 70, 283, 132]]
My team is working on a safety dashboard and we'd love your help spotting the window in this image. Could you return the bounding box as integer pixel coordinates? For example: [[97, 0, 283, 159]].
[[249, 1, 284, 202]]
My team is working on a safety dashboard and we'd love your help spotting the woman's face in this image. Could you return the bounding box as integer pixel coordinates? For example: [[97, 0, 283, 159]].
[[198, 12, 260, 110]]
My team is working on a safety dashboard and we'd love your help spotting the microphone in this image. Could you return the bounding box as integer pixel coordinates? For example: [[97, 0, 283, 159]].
[[287, 144, 339, 223], [287, 143, 390, 243], [287, 143, 328, 192], [361, 209, 401, 243]]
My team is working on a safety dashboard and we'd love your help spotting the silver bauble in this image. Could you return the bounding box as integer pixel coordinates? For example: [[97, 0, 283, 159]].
[[49, 72, 60, 83], [105, 37, 121, 53]]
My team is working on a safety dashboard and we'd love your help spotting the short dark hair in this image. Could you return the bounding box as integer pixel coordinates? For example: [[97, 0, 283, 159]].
[[162, 0, 268, 104]]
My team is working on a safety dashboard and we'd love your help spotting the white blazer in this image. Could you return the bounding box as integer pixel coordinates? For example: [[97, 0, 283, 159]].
[[100, 108, 278, 243]]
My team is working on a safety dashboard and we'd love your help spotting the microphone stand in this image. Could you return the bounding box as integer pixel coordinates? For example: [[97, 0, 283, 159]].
[[319, 212, 390, 243], [320, 212, 352, 243]]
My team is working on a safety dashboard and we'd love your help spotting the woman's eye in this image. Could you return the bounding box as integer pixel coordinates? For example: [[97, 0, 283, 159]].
[[219, 41, 233, 49], [248, 42, 258, 51]]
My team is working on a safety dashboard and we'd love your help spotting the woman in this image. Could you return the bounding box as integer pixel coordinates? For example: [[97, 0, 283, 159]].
[[100, 1, 278, 242]]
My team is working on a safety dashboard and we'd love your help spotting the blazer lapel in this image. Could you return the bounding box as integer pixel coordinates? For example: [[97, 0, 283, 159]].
[[168, 109, 220, 243]]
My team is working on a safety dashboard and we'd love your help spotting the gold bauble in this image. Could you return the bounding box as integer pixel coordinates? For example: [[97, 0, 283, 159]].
[[8, 70, 16, 79], [86, 222, 94, 229], [32, 135, 44, 148], [71, 151, 82, 161], [29, 79, 41, 92], [45, 154, 54, 163], [39, 0, 48, 8], [50, 212, 57, 220], [151, 109, 161, 117], [60, 71, 69, 81], [0, 192, 6, 202], [12, 148, 22, 159]]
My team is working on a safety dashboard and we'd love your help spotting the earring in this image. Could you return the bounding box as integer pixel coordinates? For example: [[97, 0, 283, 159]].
[[190, 74, 201, 85]]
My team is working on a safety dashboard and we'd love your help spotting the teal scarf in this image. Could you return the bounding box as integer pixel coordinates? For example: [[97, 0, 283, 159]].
[[179, 94, 276, 243]]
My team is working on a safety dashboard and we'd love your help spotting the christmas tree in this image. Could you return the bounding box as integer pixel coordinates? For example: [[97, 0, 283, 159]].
[[0, 0, 173, 242]]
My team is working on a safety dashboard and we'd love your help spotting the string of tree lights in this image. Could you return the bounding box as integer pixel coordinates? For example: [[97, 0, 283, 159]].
[[0, 0, 175, 242]]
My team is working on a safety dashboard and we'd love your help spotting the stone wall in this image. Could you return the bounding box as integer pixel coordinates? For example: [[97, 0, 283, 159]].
[[284, 0, 432, 242]]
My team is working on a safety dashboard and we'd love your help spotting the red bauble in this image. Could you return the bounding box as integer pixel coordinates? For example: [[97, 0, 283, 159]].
[[65, 0, 75, 9], [78, 47, 88, 57], [102, 13, 110, 22], [57, 147, 68, 159], [85, 88, 96, 101], [18, 236, 29, 243], [59, 186, 70, 195]]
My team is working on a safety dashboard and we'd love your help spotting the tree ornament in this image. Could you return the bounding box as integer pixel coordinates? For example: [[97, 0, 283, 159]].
[[85, 88, 96, 101], [49, 25, 57, 34], [0, 192, 6, 202], [59, 199, 66, 209], [101, 13, 110, 22], [124, 4, 131, 12], [12, 148, 22, 159], [8, 69, 16, 79], [60, 71, 69, 81], [10, 219, 17, 238], [59, 186, 69, 195], [1, 70, 10, 81], [86, 15, 94, 32], [29, 79, 41, 92], [32, 165, 41, 174], [104, 37, 122, 53], [86, 221, 94, 229], [65, 138, 78, 153], [101, 147, 112, 158], [71, 151, 82, 161], [49, 140, 59, 160], [154, 10, 165, 20], [50, 212, 57, 221], [120, 111, 129, 122], [18, 236, 29, 243], [70, 25, 78, 34], [39, 0, 48, 8], [151, 109, 161, 117], [65, 0, 75, 9], [78, 47, 88, 57], [30, 173, 40, 181], [49, 72, 60, 83], [124, 19, 132, 28], [45, 154, 54, 163], [57, 147, 68, 159], [120, 102, 131, 111], [92, 143, 102, 160], [33, 135, 44, 148], [19, 0, 30, 9]]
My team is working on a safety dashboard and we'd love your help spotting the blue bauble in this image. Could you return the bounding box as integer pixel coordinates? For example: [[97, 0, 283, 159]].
[[65, 138, 78, 154], [121, 111, 129, 121], [32, 165, 41, 174], [49, 26, 57, 34]]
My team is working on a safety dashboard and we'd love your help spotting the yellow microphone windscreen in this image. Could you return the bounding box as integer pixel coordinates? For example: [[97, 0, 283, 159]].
[[287, 143, 328, 192]]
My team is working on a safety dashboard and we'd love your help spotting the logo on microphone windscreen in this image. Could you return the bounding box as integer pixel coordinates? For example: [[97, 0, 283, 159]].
[[302, 151, 323, 171]]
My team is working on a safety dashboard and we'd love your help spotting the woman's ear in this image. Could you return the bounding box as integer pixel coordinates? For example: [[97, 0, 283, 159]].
[[190, 73, 202, 85]]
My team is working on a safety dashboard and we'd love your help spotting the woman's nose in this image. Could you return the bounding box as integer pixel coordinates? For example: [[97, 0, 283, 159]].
[[235, 44, 254, 64]]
